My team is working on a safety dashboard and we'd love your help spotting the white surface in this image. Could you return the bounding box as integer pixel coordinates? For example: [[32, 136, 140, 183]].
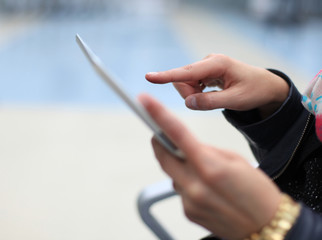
[[0, 107, 252, 240]]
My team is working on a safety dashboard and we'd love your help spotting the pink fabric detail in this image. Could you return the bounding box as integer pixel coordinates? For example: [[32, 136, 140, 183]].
[[316, 114, 322, 142], [302, 70, 322, 142]]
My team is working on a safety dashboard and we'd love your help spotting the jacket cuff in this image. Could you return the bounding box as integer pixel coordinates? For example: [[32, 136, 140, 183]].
[[285, 204, 322, 240], [223, 69, 304, 150]]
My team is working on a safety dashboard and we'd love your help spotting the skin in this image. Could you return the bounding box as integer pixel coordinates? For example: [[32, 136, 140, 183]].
[[145, 54, 289, 119], [139, 54, 291, 239]]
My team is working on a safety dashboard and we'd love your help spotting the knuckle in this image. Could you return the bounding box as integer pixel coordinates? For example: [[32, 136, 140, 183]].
[[172, 181, 179, 192], [185, 183, 207, 205], [184, 208, 198, 222], [204, 53, 229, 62], [202, 167, 228, 186], [182, 199, 200, 222], [201, 160, 245, 186], [204, 53, 216, 59], [215, 53, 229, 61], [197, 154, 230, 185], [214, 53, 230, 64], [183, 64, 193, 71]]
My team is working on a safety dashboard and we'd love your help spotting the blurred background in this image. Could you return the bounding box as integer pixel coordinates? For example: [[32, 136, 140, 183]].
[[0, 0, 321, 239]]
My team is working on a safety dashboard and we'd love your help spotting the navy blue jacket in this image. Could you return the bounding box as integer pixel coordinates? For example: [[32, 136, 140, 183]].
[[204, 70, 322, 239]]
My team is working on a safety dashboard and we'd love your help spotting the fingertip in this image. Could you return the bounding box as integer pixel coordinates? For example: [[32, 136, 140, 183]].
[[137, 93, 153, 108], [185, 96, 198, 110], [145, 72, 160, 82], [151, 136, 158, 149], [186, 92, 225, 111], [146, 72, 159, 76], [137, 94, 165, 121]]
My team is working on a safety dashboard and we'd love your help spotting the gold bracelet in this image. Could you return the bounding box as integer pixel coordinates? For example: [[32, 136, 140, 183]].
[[244, 194, 301, 240]]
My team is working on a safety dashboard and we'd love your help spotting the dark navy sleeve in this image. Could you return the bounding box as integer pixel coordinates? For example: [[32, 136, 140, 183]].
[[223, 70, 311, 177], [285, 205, 322, 240], [223, 69, 303, 150], [222, 70, 322, 239]]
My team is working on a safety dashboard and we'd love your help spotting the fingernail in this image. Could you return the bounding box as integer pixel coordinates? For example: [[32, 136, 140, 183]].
[[146, 72, 159, 76], [186, 97, 197, 109]]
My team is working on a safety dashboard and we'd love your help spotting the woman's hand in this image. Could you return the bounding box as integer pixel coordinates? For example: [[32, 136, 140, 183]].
[[145, 54, 289, 118], [139, 94, 282, 240]]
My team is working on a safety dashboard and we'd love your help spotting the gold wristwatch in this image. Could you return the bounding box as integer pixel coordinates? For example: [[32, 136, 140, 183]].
[[244, 194, 301, 240]]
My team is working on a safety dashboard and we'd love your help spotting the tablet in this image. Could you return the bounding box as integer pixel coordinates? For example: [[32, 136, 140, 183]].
[[76, 34, 184, 160]]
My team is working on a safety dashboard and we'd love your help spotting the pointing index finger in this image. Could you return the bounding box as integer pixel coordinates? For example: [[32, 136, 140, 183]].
[[145, 57, 226, 84]]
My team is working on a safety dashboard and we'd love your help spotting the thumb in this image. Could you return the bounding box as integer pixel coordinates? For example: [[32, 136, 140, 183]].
[[138, 93, 201, 157], [185, 89, 235, 110]]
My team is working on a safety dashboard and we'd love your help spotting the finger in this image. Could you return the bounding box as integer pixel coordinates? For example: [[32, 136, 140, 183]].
[[173, 82, 204, 99], [185, 87, 242, 111], [139, 94, 200, 159], [151, 137, 192, 185], [145, 56, 227, 84], [172, 181, 181, 193], [173, 82, 193, 99]]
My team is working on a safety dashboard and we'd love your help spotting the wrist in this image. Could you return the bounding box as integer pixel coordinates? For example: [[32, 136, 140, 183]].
[[258, 70, 290, 119], [243, 194, 301, 240]]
